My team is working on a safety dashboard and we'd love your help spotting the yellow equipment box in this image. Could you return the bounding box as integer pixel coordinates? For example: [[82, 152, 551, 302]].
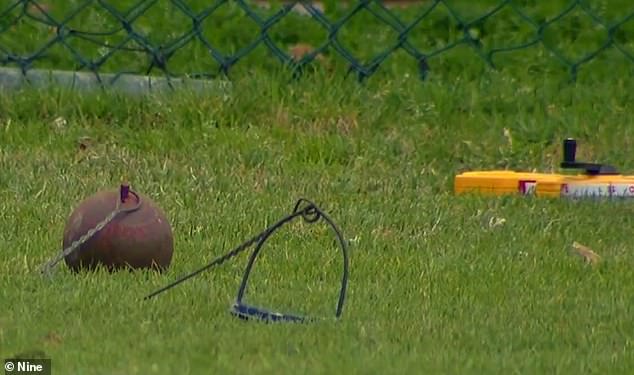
[[454, 138, 634, 198]]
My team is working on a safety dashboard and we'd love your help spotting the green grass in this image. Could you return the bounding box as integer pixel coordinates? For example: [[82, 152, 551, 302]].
[[1, 1, 634, 374], [1, 66, 633, 374]]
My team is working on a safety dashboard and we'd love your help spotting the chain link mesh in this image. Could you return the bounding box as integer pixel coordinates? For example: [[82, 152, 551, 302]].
[[1, 0, 633, 83]]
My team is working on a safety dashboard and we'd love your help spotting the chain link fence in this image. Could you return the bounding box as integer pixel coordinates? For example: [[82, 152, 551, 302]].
[[1, 0, 632, 85]]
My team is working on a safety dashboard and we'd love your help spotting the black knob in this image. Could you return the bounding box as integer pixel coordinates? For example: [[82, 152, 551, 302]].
[[563, 138, 577, 163]]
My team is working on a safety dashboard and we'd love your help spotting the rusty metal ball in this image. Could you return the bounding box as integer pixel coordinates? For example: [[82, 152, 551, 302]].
[[62, 185, 174, 272]]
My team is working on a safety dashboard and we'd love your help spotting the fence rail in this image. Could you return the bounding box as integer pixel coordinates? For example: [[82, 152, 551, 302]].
[[1, 0, 633, 85]]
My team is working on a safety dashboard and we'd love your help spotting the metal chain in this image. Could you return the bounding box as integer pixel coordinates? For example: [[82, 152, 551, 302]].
[[143, 199, 317, 300], [143, 198, 349, 314], [40, 204, 121, 276], [40, 190, 142, 276], [143, 227, 269, 300]]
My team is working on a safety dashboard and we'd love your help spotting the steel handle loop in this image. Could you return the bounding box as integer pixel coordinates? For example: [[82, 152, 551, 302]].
[[144, 198, 350, 324], [233, 198, 349, 322]]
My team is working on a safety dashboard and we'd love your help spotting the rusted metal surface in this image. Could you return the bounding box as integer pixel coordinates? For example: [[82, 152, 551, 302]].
[[62, 188, 173, 272]]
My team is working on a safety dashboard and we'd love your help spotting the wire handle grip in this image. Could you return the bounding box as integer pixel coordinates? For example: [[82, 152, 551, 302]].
[[144, 198, 350, 323]]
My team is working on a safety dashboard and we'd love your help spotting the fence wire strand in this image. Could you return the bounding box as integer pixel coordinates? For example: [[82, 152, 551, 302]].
[[1, 0, 632, 84]]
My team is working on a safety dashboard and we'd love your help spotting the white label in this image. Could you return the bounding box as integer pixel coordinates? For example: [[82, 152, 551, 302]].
[[561, 183, 634, 198]]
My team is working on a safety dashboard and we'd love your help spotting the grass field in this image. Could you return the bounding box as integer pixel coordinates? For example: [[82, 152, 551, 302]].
[[2, 1, 634, 374]]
